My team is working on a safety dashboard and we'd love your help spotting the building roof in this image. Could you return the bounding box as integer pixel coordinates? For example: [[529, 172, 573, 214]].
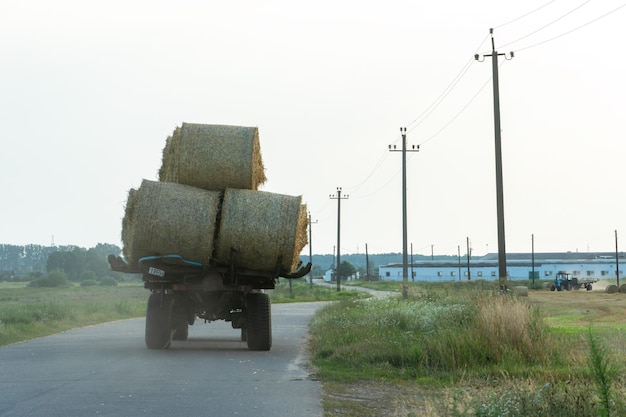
[[480, 252, 625, 261], [380, 252, 625, 269]]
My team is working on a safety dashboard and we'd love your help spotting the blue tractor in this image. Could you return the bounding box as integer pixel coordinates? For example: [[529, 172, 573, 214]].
[[550, 271, 595, 291]]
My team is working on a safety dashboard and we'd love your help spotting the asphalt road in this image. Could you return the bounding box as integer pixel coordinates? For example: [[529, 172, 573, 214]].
[[0, 302, 325, 417]]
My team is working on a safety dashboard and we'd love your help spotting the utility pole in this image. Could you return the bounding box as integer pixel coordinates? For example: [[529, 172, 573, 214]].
[[365, 243, 370, 281], [457, 245, 461, 281], [466, 237, 471, 280], [330, 187, 348, 292], [530, 233, 535, 289], [615, 230, 619, 288], [389, 127, 419, 299], [410, 242, 414, 282], [475, 28, 514, 291], [308, 212, 318, 289]]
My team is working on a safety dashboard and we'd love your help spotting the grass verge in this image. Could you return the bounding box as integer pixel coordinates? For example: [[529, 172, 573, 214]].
[[309, 280, 626, 416], [0, 283, 148, 346]]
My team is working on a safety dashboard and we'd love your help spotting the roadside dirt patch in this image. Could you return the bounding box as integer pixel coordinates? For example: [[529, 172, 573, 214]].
[[321, 380, 433, 417]]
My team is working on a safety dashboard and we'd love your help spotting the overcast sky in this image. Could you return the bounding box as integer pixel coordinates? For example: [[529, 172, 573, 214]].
[[1, 0, 625, 257]]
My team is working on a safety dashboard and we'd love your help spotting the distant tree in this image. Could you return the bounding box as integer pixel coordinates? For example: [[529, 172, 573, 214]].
[[338, 261, 356, 280], [46, 247, 111, 281], [311, 264, 325, 277], [29, 269, 70, 287], [99, 276, 118, 286], [80, 270, 97, 282], [84, 249, 110, 279], [93, 243, 122, 259], [46, 249, 85, 281]]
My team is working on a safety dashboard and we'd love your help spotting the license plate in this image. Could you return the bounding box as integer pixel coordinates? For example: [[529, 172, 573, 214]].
[[148, 267, 165, 278]]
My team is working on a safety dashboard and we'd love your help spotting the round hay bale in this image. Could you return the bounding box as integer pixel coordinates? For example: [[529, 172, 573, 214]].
[[214, 188, 308, 273], [620, 284, 626, 293], [513, 286, 529, 297], [122, 179, 221, 267], [606, 284, 619, 294], [159, 123, 267, 191]]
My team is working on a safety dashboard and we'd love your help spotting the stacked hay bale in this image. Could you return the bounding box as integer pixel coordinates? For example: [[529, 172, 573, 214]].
[[122, 180, 221, 267], [215, 188, 307, 272], [159, 123, 266, 190], [121, 123, 308, 274]]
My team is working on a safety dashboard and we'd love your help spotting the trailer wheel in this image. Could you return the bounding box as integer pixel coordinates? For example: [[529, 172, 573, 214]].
[[586, 284, 593, 291], [172, 322, 189, 341], [145, 292, 174, 349], [172, 295, 190, 341], [245, 293, 272, 351]]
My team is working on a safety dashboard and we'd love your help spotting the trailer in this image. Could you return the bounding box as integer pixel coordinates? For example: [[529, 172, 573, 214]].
[[108, 254, 310, 351], [550, 271, 597, 291]]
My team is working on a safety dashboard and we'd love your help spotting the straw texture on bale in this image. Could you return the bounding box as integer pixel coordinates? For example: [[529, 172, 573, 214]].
[[122, 179, 221, 267], [512, 286, 529, 297], [214, 188, 308, 273], [606, 284, 619, 294], [159, 123, 267, 191]]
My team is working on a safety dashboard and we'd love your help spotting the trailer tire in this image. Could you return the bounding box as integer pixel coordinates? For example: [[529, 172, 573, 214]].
[[245, 293, 272, 351], [172, 295, 190, 341], [586, 284, 593, 291], [145, 292, 174, 349], [172, 322, 189, 341]]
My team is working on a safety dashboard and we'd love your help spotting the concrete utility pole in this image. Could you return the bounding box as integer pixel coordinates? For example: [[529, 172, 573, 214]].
[[330, 188, 348, 292], [308, 213, 318, 289], [475, 28, 514, 291], [466, 237, 471, 281], [365, 243, 371, 281], [411, 243, 414, 282], [389, 127, 419, 299], [457, 245, 461, 281], [615, 230, 619, 288], [530, 233, 535, 289]]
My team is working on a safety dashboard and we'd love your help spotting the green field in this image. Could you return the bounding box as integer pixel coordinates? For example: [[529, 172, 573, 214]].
[[0, 278, 362, 346]]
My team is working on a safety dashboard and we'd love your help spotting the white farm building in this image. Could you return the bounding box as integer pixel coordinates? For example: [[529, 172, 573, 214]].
[[378, 252, 625, 282]]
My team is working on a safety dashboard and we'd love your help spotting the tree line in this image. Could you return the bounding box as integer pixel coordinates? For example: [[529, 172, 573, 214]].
[[0, 243, 125, 286]]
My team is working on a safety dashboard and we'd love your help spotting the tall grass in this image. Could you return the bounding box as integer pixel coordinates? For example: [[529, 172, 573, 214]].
[[309, 289, 552, 380], [0, 303, 73, 324]]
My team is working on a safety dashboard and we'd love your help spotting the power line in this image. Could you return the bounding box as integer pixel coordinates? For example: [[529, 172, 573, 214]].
[[346, 149, 391, 195], [418, 67, 495, 147], [330, 2, 623, 209], [349, 165, 401, 199], [513, 3, 626, 52], [406, 56, 475, 135], [494, 0, 558, 29], [497, 0, 594, 50], [405, 33, 490, 132]]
